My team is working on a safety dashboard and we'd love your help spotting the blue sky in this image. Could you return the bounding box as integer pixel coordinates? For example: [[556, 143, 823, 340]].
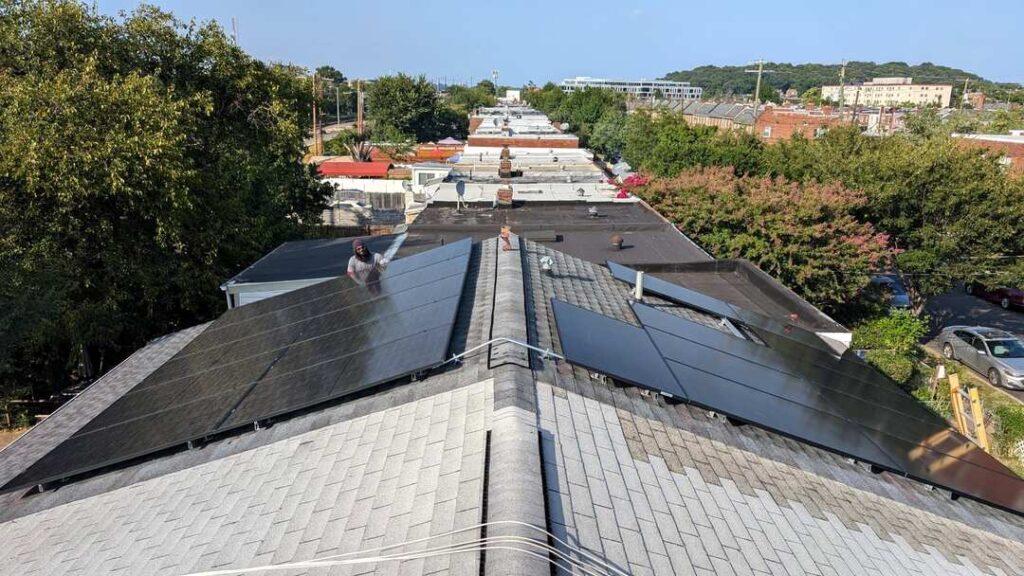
[[94, 0, 1023, 85]]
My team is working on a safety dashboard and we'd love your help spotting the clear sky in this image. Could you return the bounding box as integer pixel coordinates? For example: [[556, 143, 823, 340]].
[[94, 0, 1023, 85]]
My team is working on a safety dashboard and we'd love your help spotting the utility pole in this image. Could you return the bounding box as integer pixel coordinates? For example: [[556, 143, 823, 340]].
[[231, 17, 238, 45], [311, 72, 321, 156], [837, 60, 847, 118], [744, 60, 776, 118], [335, 85, 341, 125], [356, 80, 365, 136], [960, 78, 970, 111]]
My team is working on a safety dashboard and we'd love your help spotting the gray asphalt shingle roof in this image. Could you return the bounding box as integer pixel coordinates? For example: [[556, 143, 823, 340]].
[[2, 237, 1023, 575]]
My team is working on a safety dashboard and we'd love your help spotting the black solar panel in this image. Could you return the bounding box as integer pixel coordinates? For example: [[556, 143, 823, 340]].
[[551, 296, 1024, 516], [608, 260, 837, 356], [550, 300, 684, 399], [4, 238, 472, 492]]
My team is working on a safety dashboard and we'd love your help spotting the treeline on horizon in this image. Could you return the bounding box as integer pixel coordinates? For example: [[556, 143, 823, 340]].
[[662, 61, 1024, 102]]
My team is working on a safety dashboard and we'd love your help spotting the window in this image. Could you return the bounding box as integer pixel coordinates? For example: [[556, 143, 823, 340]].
[[762, 126, 772, 138], [970, 336, 988, 352], [988, 339, 1024, 358]]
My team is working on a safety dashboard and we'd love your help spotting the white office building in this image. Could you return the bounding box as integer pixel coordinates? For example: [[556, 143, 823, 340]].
[[560, 76, 702, 101]]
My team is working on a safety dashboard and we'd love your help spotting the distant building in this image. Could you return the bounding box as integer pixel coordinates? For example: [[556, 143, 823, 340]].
[[755, 106, 845, 143], [954, 131, 1024, 175], [466, 105, 579, 148], [560, 76, 702, 101], [821, 77, 953, 108], [673, 101, 847, 142]]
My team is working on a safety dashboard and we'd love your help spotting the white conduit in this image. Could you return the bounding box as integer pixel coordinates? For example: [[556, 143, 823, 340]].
[[179, 520, 630, 576]]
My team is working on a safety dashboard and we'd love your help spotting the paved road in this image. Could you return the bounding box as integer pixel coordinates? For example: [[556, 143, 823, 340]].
[[924, 284, 1024, 403]]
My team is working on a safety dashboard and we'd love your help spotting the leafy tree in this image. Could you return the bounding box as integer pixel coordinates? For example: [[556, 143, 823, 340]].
[[987, 109, 1024, 133], [522, 82, 565, 117], [589, 109, 627, 159], [757, 82, 781, 105], [800, 87, 822, 106], [316, 65, 351, 121], [621, 111, 764, 177], [553, 87, 625, 144], [762, 125, 1024, 311], [475, 79, 496, 96], [447, 84, 496, 114], [0, 1, 329, 399], [366, 73, 467, 141], [634, 167, 892, 311]]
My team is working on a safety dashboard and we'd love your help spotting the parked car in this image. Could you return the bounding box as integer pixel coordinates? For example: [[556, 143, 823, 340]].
[[939, 326, 1024, 389], [868, 274, 911, 309], [965, 281, 1024, 310]]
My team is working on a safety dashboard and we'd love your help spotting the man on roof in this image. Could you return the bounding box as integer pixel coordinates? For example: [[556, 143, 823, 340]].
[[347, 239, 388, 288]]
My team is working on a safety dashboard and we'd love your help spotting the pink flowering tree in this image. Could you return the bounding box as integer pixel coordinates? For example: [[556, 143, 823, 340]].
[[634, 167, 893, 310]]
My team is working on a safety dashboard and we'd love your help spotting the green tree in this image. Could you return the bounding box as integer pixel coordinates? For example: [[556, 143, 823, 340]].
[[475, 79, 496, 96], [554, 87, 625, 144], [447, 84, 496, 114], [762, 125, 1024, 310], [588, 109, 627, 159], [621, 111, 764, 177], [0, 1, 329, 399], [316, 65, 351, 121], [757, 82, 781, 105], [800, 87, 822, 106], [522, 82, 565, 116], [367, 73, 467, 141]]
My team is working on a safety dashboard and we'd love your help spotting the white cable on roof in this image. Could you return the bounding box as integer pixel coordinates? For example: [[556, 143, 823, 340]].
[[177, 520, 630, 576]]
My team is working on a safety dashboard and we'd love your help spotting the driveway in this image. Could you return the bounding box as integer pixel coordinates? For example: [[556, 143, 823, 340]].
[[924, 284, 1024, 403]]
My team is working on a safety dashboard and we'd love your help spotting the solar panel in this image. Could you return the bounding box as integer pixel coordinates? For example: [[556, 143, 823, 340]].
[[630, 303, 1024, 515], [550, 296, 1024, 515], [550, 299, 684, 399], [4, 238, 472, 492], [607, 261, 837, 356]]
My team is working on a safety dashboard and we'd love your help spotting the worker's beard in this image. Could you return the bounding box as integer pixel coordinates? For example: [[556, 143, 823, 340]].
[[355, 250, 370, 262]]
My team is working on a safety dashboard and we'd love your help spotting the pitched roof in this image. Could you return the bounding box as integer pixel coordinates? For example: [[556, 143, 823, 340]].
[[224, 235, 398, 285], [2, 237, 1023, 576]]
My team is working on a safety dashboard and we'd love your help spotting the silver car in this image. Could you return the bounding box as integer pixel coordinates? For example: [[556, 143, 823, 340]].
[[939, 326, 1024, 389]]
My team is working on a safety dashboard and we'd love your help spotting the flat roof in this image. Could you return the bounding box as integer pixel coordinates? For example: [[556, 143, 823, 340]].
[[398, 202, 711, 265]]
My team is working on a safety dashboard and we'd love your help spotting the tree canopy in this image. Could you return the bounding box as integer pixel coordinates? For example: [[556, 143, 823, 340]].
[[0, 1, 330, 400], [366, 74, 468, 142]]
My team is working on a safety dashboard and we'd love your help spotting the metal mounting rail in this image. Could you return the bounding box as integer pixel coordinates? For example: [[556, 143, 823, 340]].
[[445, 337, 565, 365]]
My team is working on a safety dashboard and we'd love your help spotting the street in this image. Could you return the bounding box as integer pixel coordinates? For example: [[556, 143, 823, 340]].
[[925, 284, 1024, 402]]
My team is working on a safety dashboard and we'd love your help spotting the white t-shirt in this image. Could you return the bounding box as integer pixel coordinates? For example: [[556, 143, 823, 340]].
[[347, 253, 386, 285]]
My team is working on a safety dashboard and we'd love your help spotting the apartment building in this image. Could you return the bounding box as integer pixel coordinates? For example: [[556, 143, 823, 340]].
[[822, 77, 953, 108], [560, 76, 703, 101]]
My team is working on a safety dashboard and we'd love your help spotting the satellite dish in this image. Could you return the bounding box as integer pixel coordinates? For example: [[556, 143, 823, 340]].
[[401, 180, 412, 191]]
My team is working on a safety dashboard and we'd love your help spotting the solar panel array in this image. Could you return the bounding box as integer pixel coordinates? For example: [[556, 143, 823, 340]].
[[5, 239, 472, 492], [607, 261, 838, 355], [552, 293, 1024, 516]]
